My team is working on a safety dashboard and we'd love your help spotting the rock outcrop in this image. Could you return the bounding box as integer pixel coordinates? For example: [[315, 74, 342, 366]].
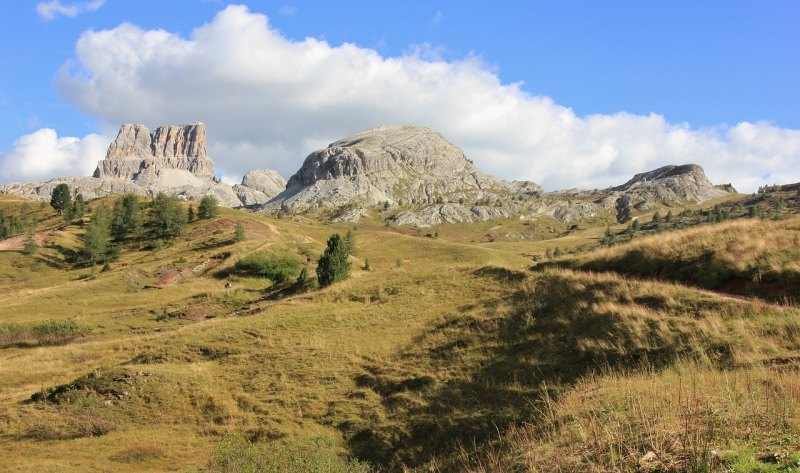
[[241, 169, 287, 198], [0, 177, 147, 201], [264, 125, 541, 224], [611, 164, 731, 222]]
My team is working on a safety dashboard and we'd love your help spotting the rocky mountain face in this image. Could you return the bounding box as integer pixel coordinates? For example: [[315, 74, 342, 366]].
[[261, 125, 732, 226], [0, 123, 287, 207], [264, 125, 542, 223], [95, 123, 216, 183], [611, 164, 733, 222]]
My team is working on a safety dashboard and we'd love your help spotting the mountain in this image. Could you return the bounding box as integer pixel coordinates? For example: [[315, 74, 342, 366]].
[[262, 125, 734, 226], [0, 123, 286, 207], [264, 125, 541, 224]]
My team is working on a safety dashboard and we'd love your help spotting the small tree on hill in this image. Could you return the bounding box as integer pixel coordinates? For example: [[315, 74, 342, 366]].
[[233, 222, 245, 242], [66, 194, 87, 223], [150, 193, 187, 239], [344, 229, 357, 255], [198, 195, 219, 219], [316, 233, 350, 287], [652, 211, 662, 224], [50, 184, 71, 215], [81, 204, 113, 266], [187, 204, 195, 222]]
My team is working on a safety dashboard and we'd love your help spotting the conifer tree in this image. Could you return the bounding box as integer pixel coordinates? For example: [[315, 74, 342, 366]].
[[111, 194, 141, 240], [81, 204, 113, 266], [316, 233, 351, 287], [150, 193, 187, 239], [50, 184, 71, 215], [198, 195, 219, 219]]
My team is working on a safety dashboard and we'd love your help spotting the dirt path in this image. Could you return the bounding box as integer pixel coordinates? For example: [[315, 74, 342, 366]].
[[0, 231, 53, 251]]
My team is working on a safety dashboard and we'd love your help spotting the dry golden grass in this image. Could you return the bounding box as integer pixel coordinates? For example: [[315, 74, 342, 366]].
[[557, 216, 800, 302], [464, 364, 800, 472]]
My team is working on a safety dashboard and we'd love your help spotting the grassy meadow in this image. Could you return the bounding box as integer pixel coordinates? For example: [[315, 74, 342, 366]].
[[0, 192, 799, 472]]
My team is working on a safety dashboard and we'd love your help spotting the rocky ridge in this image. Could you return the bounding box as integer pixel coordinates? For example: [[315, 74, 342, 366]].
[[261, 125, 733, 226], [264, 125, 542, 224], [0, 123, 735, 224]]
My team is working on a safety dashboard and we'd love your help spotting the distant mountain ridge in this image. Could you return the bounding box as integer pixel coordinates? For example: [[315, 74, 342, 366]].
[[1, 123, 736, 226], [261, 125, 734, 226]]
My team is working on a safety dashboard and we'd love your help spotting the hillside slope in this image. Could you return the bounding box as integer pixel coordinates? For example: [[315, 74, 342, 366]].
[[0, 196, 798, 472]]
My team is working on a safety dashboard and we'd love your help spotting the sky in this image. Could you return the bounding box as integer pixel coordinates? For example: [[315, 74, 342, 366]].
[[1, 1, 799, 192]]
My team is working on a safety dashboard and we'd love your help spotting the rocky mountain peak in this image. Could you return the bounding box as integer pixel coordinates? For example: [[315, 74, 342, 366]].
[[94, 122, 215, 183], [268, 125, 517, 214]]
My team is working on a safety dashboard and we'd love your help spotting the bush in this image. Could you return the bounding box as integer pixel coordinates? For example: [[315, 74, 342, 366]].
[[233, 253, 300, 283], [31, 320, 91, 346], [0, 323, 27, 348], [201, 433, 370, 473]]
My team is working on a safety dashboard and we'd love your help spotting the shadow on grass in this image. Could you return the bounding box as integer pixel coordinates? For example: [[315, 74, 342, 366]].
[[345, 267, 738, 469]]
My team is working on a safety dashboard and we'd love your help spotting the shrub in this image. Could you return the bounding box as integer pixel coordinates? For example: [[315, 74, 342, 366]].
[[233, 222, 245, 242], [30, 320, 91, 346], [233, 253, 300, 283], [200, 433, 370, 473]]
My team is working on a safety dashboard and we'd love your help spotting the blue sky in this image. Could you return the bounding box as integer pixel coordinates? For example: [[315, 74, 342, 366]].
[[1, 0, 799, 191]]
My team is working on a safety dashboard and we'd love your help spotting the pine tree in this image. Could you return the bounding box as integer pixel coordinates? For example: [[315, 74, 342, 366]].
[[198, 195, 219, 219], [68, 194, 87, 223], [187, 204, 195, 222], [344, 229, 357, 255], [631, 219, 641, 231], [81, 204, 113, 266], [554, 247, 562, 258], [316, 233, 351, 287], [363, 259, 371, 271], [652, 211, 662, 224], [50, 184, 71, 215], [111, 194, 141, 240], [233, 222, 245, 242], [150, 193, 187, 239], [666, 210, 674, 222]]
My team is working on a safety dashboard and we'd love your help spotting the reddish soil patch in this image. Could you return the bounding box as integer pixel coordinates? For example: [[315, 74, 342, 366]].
[[155, 268, 181, 287]]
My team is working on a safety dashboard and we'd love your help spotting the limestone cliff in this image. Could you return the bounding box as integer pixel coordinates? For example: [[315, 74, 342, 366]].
[[264, 125, 540, 224], [94, 123, 215, 184]]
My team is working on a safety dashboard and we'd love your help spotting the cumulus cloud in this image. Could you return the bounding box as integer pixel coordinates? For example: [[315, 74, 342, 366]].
[[0, 129, 108, 182], [45, 4, 800, 192], [36, 0, 105, 20]]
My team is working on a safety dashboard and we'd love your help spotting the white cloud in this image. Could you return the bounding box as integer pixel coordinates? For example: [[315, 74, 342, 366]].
[[42, 4, 800, 192], [36, 0, 105, 20], [0, 128, 108, 182]]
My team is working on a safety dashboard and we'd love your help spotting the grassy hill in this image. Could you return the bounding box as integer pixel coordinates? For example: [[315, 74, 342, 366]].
[[0, 193, 799, 472]]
